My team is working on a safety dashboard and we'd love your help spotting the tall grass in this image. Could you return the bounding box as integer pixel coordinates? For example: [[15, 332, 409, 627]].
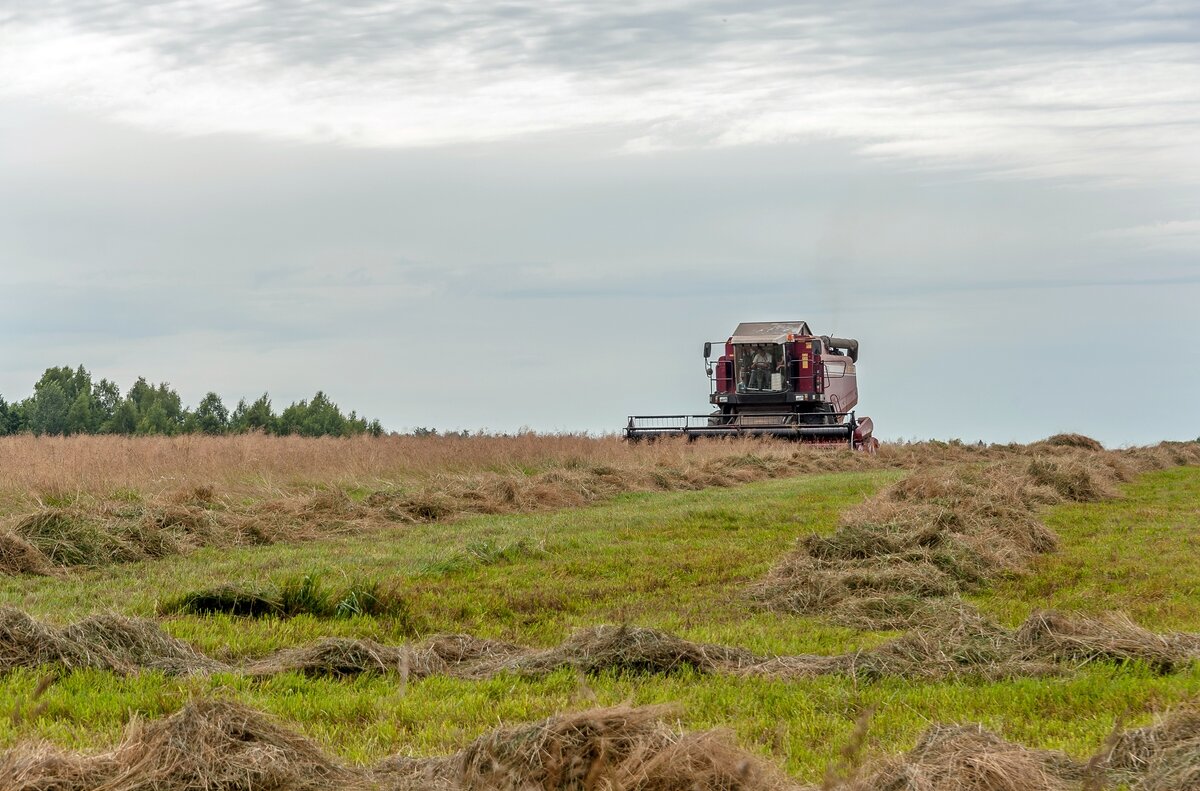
[[0, 434, 1040, 508]]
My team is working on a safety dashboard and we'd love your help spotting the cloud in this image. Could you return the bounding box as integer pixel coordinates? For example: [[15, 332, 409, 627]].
[[1103, 219, 1200, 251], [2, 1, 1199, 181]]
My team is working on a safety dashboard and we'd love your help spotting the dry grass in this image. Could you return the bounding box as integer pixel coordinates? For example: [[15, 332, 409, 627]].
[[0, 433, 893, 500], [0, 607, 228, 676], [1, 698, 358, 791], [843, 723, 1085, 791], [1, 699, 795, 791], [1099, 705, 1200, 790], [0, 432, 1058, 510]]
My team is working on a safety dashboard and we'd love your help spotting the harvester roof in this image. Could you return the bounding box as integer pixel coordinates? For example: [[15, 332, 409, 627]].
[[730, 321, 812, 344]]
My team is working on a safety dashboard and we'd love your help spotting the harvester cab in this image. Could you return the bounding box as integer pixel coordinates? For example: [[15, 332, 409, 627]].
[[625, 321, 878, 450]]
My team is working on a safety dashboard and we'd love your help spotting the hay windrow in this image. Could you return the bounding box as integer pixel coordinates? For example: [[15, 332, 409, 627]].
[[474, 624, 760, 678], [1, 699, 359, 791], [4, 609, 1196, 682], [0, 607, 229, 676], [1035, 433, 1106, 452], [750, 440, 1187, 629], [1, 700, 796, 791], [8, 698, 1200, 791], [844, 723, 1085, 791], [0, 530, 52, 575]]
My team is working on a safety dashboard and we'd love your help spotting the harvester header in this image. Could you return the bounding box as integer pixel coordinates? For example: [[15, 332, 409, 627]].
[[625, 320, 877, 450]]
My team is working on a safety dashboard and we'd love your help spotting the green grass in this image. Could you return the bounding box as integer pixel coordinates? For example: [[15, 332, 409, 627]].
[[975, 465, 1200, 630], [3, 665, 1196, 776], [2, 465, 1200, 782], [158, 573, 411, 620], [1, 471, 897, 656]]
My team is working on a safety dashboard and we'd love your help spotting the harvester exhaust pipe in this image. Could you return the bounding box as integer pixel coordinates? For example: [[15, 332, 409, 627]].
[[825, 337, 859, 362]]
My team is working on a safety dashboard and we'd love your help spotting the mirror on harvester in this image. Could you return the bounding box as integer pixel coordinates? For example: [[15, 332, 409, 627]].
[[703, 341, 712, 358]]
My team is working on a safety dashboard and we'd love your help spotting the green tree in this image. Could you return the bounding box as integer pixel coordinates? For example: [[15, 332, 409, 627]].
[[194, 392, 229, 435], [153, 383, 184, 434], [124, 378, 184, 435], [109, 399, 139, 435], [231, 393, 276, 434], [0, 396, 10, 436], [33, 365, 96, 415], [301, 392, 348, 437], [66, 389, 95, 435], [127, 377, 155, 414], [92, 378, 121, 431], [136, 401, 172, 435], [29, 382, 70, 436]]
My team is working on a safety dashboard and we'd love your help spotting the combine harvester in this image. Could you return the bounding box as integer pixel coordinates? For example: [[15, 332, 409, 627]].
[[625, 321, 878, 450]]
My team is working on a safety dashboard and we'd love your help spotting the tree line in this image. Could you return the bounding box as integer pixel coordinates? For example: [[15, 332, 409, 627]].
[[0, 366, 384, 437]]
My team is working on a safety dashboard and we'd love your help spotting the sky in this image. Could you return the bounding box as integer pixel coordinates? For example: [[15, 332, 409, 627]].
[[1, 1, 1198, 445]]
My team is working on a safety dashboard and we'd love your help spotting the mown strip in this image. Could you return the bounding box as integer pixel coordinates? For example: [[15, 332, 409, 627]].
[[752, 438, 1200, 629]]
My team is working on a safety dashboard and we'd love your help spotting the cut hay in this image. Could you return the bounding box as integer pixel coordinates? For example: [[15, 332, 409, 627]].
[[1035, 433, 1105, 452], [12, 508, 144, 568], [0, 530, 52, 575], [480, 624, 760, 678], [846, 723, 1084, 791], [1015, 611, 1197, 673], [6, 608, 1194, 685], [1095, 705, 1200, 790], [0, 607, 116, 673], [247, 637, 421, 679], [448, 705, 794, 791], [0, 606, 226, 675], [2, 701, 795, 791], [857, 606, 1200, 682], [0, 699, 360, 791], [17, 698, 1200, 791], [753, 447, 1137, 629], [2, 436, 1193, 578], [61, 613, 227, 676]]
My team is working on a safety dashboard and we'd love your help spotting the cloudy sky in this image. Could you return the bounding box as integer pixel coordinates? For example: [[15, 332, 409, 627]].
[[1, 1, 1197, 444]]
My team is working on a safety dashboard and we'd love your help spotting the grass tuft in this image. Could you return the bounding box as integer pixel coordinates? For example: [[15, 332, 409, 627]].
[[158, 574, 410, 620]]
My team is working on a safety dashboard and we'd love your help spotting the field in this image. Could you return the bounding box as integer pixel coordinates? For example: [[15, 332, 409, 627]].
[[2, 434, 1199, 789]]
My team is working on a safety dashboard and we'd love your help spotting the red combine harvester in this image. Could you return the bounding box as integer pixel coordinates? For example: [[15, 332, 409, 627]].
[[625, 321, 878, 450]]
